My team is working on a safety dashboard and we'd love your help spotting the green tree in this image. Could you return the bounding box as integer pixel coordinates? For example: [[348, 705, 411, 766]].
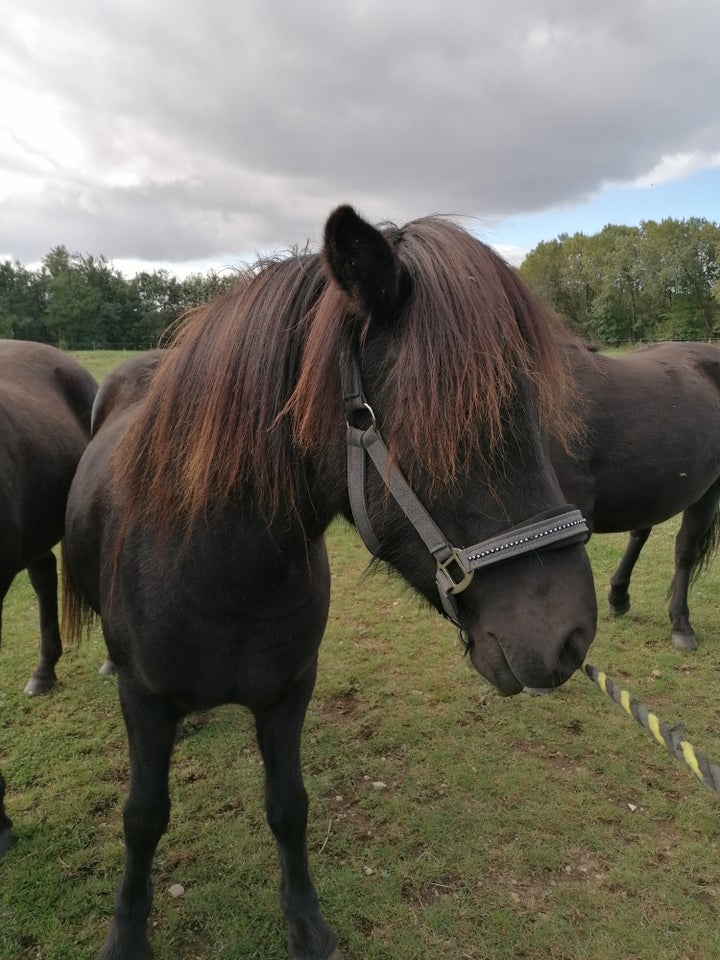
[[521, 217, 720, 345], [585, 225, 647, 344], [520, 233, 594, 332], [0, 260, 49, 341]]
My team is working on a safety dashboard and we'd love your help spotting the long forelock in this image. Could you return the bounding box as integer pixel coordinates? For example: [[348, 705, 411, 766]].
[[292, 217, 577, 492]]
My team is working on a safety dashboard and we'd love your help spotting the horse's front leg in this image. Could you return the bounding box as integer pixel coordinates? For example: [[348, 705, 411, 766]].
[[24, 551, 62, 696], [0, 770, 13, 855], [98, 672, 179, 960], [607, 527, 651, 617], [253, 665, 339, 960]]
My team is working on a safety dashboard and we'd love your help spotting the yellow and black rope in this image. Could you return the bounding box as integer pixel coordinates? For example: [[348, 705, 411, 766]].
[[582, 661, 720, 798]]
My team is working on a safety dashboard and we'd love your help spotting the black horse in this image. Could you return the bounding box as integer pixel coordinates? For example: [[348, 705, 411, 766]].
[[552, 339, 720, 650], [62, 205, 597, 960], [0, 339, 97, 855]]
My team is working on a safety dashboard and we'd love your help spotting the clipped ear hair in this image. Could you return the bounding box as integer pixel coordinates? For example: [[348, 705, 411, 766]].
[[323, 205, 408, 322]]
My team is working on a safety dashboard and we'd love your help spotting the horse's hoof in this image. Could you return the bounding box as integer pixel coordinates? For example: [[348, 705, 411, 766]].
[[23, 675, 55, 696], [608, 598, 631, 617], [98, 658, 117, 676], [0, 827, 13, 856], [523, 686, 554, 696], [671, 631, 698, 651]]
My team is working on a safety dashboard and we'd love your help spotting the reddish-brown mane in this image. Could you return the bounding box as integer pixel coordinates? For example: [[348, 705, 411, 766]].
[[114, 217, 576, 533], [114, 254, 327, 529], [292, 217, 577, 489]]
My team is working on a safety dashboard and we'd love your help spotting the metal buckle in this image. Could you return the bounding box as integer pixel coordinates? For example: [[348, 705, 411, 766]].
[[436, 550, 474, 595], [348, 401, 377, 432]]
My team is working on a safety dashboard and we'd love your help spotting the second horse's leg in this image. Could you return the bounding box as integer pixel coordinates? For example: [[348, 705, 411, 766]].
[[24, 552, 62, 696], [0, 770, 13, 856], [669, 485, 720, 651], [607, 528, 651, 617]]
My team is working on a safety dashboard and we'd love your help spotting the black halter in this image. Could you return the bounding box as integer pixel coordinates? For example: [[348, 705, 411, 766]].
[[342, 349, 588, 628]]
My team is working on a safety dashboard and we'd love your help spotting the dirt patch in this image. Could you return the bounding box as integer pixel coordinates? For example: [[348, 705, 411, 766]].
[[402, 869, 464, 905], [317, 690, 360, 725], [323, 786, 380, 842]]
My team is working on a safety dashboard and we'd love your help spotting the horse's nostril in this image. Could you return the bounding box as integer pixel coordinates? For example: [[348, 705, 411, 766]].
[[558, 625, 590, 671]]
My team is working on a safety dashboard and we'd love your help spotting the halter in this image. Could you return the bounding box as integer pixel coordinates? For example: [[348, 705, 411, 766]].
[[342, 349, 588, 628]]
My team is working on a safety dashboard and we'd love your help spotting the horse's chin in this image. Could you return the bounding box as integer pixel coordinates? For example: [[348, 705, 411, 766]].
[[467, 638, 525, 696], [467, 629, 580, 696]]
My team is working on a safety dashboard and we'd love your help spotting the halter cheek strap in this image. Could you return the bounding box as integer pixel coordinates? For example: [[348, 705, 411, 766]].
[[342, 350, 589, 627]]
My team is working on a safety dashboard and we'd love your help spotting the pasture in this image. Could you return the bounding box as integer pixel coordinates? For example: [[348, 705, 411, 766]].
[[1, 351, 719, 959]]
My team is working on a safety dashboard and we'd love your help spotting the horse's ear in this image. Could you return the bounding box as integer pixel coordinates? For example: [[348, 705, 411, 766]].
[[323, 205, 407, 322]]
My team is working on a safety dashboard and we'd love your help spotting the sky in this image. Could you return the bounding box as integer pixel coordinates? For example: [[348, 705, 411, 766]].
[[2, 0, 720, 276]]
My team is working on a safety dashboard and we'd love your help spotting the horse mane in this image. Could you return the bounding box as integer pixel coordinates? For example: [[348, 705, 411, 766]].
[[292, 216, 579, 491], [113, 253, 327, 530], [114, 216, 578, 535]]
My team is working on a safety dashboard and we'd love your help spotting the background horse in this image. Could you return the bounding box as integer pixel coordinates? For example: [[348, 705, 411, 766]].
[[552, 339, 720, 650], [62, 205, 597, 960], [0, 339, 97, 855]]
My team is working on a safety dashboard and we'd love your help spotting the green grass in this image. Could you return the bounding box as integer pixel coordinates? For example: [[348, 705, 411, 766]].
[[2, 352, 720, 959], [68, 349, 141, 384]]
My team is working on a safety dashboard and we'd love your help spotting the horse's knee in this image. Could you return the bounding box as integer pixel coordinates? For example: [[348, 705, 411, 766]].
[[123, 793, 170, 846], [266, 786, 308, 839]]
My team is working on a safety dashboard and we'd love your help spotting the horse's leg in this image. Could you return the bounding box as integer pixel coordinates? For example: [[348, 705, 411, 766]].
[[253, 666, 339, 960], [98, 673, 178, 960], [669, 486, 720, 651], [24, 551, 62, 696], [0, 574, 14, 854], [607, 528, 651, 617], [0, 770, 13, 856]]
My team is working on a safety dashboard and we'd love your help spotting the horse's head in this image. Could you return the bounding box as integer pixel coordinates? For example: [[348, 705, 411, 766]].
[[299, 205, 597, 695]]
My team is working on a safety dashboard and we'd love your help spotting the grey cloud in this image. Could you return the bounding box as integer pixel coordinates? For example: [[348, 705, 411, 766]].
[[2, 0, 720, 264]]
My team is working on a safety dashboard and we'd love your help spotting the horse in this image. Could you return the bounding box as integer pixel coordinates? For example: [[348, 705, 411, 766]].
[[0, 339, 97, 855], [61, 205, 597, 960], [551, 339, 720, 650]]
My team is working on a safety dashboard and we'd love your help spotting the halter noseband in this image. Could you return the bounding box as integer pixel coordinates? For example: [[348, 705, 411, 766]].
[[342, 349, 588, 628]]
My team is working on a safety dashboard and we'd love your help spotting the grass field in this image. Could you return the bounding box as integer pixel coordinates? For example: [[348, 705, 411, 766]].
[[1, 352, 719, 959]]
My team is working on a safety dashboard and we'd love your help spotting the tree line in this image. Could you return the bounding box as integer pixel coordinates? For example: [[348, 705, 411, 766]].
[[2, 217, 719, 349], [519, 217, 720, 345], [0, 246, 239, 349]]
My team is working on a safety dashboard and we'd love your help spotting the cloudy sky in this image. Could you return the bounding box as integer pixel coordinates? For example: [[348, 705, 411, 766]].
[[2, 0, 719, 275]]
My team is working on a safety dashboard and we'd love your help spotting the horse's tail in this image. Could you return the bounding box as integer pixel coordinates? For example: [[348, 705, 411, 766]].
[[60, 542, 98, 647], [691, 499, 720, 585]]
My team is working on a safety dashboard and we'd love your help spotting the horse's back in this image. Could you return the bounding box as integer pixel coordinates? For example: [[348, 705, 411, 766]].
[[0, 341, 98, 569], [559, 340, 720, 531]]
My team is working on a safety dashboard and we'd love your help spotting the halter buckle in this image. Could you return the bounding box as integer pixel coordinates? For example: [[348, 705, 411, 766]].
[[436, 550, 474, 595], [348, 401, 377, 432]]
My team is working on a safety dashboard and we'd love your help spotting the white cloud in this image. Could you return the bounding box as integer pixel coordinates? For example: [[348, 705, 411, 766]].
[[631, 151, 720, 188], [491, 243, 530, 267]]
